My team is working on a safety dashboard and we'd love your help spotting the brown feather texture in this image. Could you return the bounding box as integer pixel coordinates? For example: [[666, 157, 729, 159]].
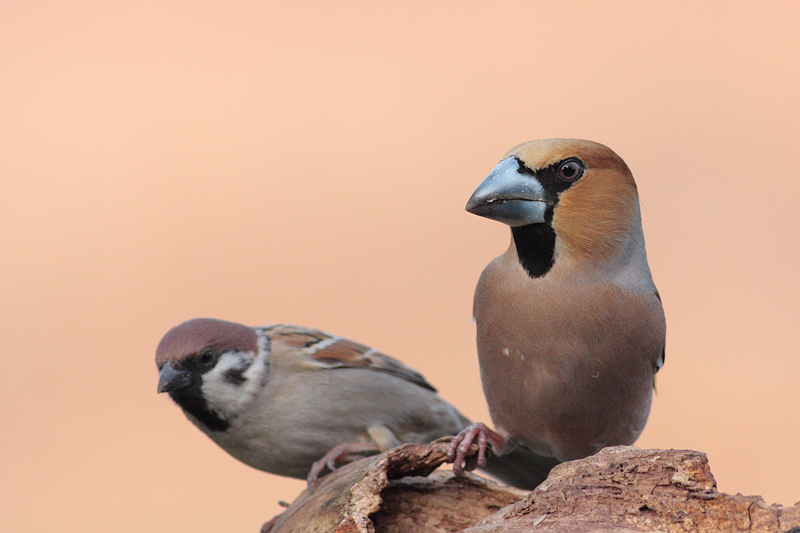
[[258, 324, 437, 391]]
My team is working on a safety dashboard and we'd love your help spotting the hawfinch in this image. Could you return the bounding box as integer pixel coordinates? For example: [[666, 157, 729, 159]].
[[157, 318, 549, 488], [449, 139, 666, 486]]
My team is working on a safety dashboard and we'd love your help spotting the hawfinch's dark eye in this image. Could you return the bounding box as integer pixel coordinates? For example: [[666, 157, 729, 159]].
[[558, 160, 583, 181], [198, 349, 215, 368]]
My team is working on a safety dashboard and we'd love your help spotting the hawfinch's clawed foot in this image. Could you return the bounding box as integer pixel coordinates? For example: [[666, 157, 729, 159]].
[[306, 442, 379, 488], [447, 422, 505, 476]]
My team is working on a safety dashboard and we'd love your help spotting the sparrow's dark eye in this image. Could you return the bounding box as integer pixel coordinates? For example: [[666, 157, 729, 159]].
[[558, 160, 584, 181], [198, 348, 215, 368]]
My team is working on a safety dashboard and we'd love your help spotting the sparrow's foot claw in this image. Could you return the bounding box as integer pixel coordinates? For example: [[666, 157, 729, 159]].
[[306, 442, 380, 490], [447, 422, 505, 476]]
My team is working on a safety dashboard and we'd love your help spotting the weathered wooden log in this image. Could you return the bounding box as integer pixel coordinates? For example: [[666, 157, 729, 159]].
[[465, 446, 800, 532], [263, 441, 800, 533]]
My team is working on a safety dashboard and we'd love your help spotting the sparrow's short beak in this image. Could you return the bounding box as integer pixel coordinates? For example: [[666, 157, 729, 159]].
[[157, 361, 192, 393], [466, 157, 548, 227]]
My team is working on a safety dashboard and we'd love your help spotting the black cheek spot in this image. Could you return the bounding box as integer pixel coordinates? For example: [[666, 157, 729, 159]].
[[224, 368, 246, 386]]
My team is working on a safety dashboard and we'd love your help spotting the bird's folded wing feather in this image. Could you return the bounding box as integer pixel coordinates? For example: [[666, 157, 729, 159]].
[[260, 324, 437, 392]]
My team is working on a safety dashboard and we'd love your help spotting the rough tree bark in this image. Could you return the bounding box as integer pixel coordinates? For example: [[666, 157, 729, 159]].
[[263, 440, 800, 533]]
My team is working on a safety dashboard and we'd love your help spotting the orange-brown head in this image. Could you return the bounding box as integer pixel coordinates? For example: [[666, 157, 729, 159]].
[[467, 139, 641, 277]]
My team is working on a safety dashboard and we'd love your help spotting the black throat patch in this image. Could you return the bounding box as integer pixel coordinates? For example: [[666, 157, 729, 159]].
[[511, 224, 557, 278], [169, 383, 230, 432]]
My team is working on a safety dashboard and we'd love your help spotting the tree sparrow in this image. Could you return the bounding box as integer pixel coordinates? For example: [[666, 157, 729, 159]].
[[157, 318, 551, 488]]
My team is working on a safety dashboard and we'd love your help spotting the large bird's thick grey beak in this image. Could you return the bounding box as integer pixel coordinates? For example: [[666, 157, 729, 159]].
[[157, 361, 192, 393], [466, 157, 548, 227]]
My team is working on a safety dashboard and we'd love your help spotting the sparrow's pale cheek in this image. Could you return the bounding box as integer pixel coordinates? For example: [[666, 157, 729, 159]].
[[197, 350, 268, 420]]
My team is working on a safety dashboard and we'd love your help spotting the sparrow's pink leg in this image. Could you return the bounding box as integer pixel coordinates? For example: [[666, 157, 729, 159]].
[[306, 442, 380, 488]]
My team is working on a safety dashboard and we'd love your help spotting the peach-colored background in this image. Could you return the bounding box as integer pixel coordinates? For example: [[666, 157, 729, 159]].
[[2, 2, 799, 531]]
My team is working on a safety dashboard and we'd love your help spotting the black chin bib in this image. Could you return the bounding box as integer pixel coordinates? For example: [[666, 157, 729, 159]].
[[511, 224, 556, 278]]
